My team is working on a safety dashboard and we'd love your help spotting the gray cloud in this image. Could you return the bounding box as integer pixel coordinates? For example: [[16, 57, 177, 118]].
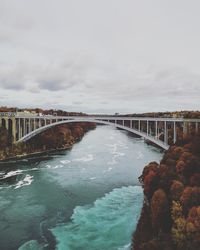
[[0, 0, 200, 113], [0, 60, 200, 113]]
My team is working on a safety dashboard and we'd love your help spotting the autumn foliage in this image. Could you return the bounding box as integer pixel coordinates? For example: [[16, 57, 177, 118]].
[[133, 134, 200, 250], [0, 122, 95, 160]]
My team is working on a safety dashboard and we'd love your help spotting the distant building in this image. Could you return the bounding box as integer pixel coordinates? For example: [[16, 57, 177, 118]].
[[16, 110, 36, 116]]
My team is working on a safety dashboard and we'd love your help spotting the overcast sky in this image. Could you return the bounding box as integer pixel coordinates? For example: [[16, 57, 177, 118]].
[[0, 0, 200, 114]]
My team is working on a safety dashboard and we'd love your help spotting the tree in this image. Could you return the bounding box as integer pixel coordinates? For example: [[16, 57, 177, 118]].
[[0, 127, 10, 149], [151, 189, 170, 233]]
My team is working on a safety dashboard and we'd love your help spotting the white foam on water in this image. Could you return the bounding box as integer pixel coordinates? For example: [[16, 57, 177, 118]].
[[107, 157, 118, 165], [29, 167, 39, 171], [116, 140, 129, 148], [136, 151, 144, 160], [107, 151, 125, 165], [60, 160, 71, 164], [0, 164, 67, 183], [89, 177, 97, 180], [118, 243, 131, 250], [116, 152, 125, 156], [103, 167, 113, 173], [14, 174, 33, 189], [45, 164, 65, 169], [52, 165, 64, 169], [52, 186, 143, 250], [73, 154, 94, 162], [108, 143, 118, 154], [107, 143, 126, 164], [18, 240, 44, 250], [0, 170, 23, 180], [1, 167, 44, 180]]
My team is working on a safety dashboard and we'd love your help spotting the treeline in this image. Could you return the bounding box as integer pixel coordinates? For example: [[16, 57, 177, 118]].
[[0, 106, 87, 116], [1, 106, 200, 119], [125, 111, 200, 119]]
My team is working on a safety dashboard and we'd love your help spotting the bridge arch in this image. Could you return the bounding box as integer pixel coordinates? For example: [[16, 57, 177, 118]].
[[17, 119, 169, 150]]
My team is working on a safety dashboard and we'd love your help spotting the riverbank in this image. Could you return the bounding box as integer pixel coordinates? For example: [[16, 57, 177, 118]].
[[0, 122, 96, 162], [0, 145, 72, 163], [132, 134, 200, 250]]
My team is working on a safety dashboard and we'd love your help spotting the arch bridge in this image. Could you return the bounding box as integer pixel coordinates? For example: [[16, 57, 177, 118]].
[[0, 113, 200, 150]]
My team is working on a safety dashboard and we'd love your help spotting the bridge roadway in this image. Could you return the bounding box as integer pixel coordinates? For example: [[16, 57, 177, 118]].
[[1, 114, 200, 150]]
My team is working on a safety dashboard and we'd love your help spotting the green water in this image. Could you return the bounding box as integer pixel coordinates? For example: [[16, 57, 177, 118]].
[[0, 126, 163, 250]]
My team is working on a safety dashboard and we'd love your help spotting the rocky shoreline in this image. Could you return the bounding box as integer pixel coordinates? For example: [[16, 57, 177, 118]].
[[132, 134, 200, 250]]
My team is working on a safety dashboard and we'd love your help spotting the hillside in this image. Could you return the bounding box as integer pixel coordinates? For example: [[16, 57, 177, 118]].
[[0, 122, 95, 161]]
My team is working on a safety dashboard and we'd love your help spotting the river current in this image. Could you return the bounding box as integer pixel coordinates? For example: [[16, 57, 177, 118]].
[[0, 126, 163, 250]]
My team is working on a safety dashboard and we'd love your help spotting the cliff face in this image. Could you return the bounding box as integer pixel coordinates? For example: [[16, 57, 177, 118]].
[[0, 122, 96, 160], [132, 135, 200, 250]]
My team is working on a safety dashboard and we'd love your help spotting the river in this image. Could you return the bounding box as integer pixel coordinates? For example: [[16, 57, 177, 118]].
[[0, 126, 163, 250]]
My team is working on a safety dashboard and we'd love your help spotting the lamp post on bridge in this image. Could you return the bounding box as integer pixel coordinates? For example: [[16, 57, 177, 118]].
[[164, 121, 167, 144]]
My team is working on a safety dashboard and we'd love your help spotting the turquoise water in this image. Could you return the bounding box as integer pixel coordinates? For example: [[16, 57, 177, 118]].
[[0, 126, 163, 250], [52, 186, 143, 250]]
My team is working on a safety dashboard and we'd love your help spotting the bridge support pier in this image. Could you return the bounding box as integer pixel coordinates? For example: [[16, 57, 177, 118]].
[[39, 118, 41, 128], [29, 118, 31, 133], [3, 118, 9, 130], [155, 121, 158, 138], [18, 118, 20, 140], [12, 118, 16, 143], [183, 122, 188, 135], [164, 121, 167, 144], [173, 122, 177, 144], [33, 118, 36, 130], [147, 120, 149, 135], [23, 118, 26, 137]]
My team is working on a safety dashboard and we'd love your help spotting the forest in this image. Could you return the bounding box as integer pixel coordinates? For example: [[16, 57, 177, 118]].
[[133, 132, 200, 250]]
